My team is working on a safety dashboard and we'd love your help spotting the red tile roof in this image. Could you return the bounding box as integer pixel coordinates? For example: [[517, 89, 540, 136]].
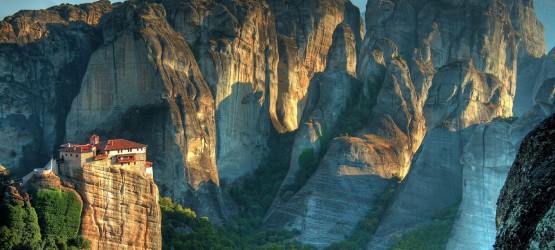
[[96, 139, 146, 151]]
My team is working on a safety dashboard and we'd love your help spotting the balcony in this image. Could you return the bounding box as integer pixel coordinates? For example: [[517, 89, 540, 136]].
[[116, 155, 136, 164], [94, 154, 108, 160]]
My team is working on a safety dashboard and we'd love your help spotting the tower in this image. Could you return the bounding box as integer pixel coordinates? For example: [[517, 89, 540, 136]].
[[90, 134, 100, 145]]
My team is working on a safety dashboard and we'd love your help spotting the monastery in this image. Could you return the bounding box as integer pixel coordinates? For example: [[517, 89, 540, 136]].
[[17, 135, 153, 187], [57, 135, 154, 179]]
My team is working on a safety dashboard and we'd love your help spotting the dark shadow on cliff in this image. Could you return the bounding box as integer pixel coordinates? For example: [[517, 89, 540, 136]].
[[0, 15, 105, 176]]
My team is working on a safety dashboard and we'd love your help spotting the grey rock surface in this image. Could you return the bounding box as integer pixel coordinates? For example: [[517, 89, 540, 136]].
[[65, 2, 224, 222], [268, 0, 363, 132], [163, 0, 278, 181], [368, 126, 473, 250], [448, 45, 555, 249], [495, 113, 555, 249], [0, 0, 112, 176], [264, 137, 392, 248]]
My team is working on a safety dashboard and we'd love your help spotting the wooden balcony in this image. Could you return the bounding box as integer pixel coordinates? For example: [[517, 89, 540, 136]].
[[94, 154, 108, 160], [116, 155, 136, 164]]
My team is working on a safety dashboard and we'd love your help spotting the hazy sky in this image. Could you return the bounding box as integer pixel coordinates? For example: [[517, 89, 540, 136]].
[[0, 0, 553, 50]]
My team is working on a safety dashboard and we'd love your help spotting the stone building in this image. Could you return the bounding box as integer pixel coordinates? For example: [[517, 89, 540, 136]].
[[58, 135, 153, 179]]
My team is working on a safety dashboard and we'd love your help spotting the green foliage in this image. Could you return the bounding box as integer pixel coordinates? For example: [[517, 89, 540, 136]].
[[160, 197, 314, 250], [32, 189, 82, 240], [0, 200, 42, 250], [326, 178, 399, 250], [69, 236, 91, 250], [187, 42, 200, 62], [282, 148, 320, 195], [391, 201, 461, 250], [230, 131, 297, 228], [160, 196, 234, 249], [334, 78, 382, 138], [392, 54, 404, 62]]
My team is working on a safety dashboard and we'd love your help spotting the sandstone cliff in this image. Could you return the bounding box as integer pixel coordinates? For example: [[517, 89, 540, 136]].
[[447, 45, 555, 248], [366, 0, 523, 247], [163, 0, 279, 180], [74, 161, 161, 250], [0, 0, 112, 176], [268, 0, 363, 132], [272, 15, 362, 201], [64, 2, 225, 221], [496, 113, 555, 249], [0, 0, 552, 249], [264, 0, 522, 247], [509, 0, 547, 115]]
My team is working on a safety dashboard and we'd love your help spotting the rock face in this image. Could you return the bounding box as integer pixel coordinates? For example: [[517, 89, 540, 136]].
[[163, 0, 278, 180], [264, 136, 393, 248], [64, 2, 224, 221], [276, 71, 359, 192], [0, 0, 112, 176], [274, 17, 362, 196], [447, 47, 555, 248], [265, 0, 526, 247], [268, 0, 363, 132], [24, 160, 162, 250], [509, 0, 547, 115], [360, 1, 527, 248], [496, 113, 555, 249], [73, 161, 161, 250]]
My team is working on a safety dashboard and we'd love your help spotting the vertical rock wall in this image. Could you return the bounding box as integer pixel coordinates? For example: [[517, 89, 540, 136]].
[[65, 2, 222, 221], [268, 0, 363, 132], [163, 0, 279, 180], [0, 0, 112, 176], [74, 161, 161, 250]]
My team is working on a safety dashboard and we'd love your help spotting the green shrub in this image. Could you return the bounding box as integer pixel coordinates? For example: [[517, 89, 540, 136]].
[[187, 42, 200, 62], [160, 197, 315, 249], [229, 130, 297, 228], [281, 148, 321, 195], [326, 177, 399, 249], [391, 201, 461, 250], [69, 236, 91, 250], [32, 189, 82, 240], [0, 200, 42, 250]]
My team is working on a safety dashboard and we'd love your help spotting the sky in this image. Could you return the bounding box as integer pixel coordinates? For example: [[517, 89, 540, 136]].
[[0, 0, 553, 50]]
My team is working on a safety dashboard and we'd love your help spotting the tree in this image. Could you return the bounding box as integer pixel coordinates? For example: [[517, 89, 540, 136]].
[[0, 200, 42, 249], [32, 189, 82, 240]]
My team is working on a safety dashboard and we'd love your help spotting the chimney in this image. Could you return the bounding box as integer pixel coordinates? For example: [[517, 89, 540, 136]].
[[90, 134, 100, 145]]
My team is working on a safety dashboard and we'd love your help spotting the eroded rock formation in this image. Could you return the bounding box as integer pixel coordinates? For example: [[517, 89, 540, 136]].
[[447, 48, 555, 249], [74, 161, 161, 250], [163, 0, 278, 180], [65, 2, 224, 221], [0, 0, 112, 176], [268, 0, 363, 132], [495, 113, 555, 249]]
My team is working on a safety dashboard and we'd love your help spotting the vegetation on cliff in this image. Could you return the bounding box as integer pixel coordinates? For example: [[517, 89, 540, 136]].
[[0, 186, 90, 250], [326, 177, 399, 249], [160, 196, 315, 249], [32, 189, 82, 241], [0, 199, 42, 249], [229, 131, 297, 228], [391, 201, 460, 250]]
